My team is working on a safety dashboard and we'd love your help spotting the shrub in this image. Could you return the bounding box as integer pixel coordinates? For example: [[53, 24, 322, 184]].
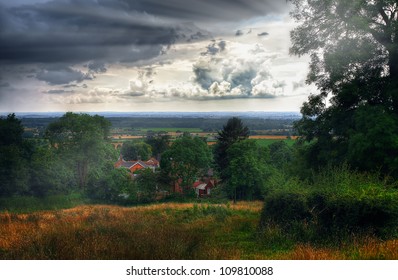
[[260, 166, 398, 241]]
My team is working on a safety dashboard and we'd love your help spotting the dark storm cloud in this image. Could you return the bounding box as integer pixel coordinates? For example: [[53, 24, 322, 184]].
[[258, 32, 269, 36], [87, 62, 107, 74], [119, 0, 287, 22], [36, 65, 92, 85], [0, 0, 287, 65]]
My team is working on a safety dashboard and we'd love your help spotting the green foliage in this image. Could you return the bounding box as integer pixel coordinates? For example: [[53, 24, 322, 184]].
[[46, 112, 114, 188], [290, 0, 398, 176], [0, 113, 24, 146], [86, 164, 136, 203], [346, 106, 398, 173], [260, 166, 398, 241], [255, 138, 296, 148], [268, 141, 293, 170], [134, 169, 160, 202], [121, 141, 152, 161], [145, 134, 171, 158], [0, 114, 31, 196], [160, 136, 212, 194], [214, 117, 249, 182], [224, 140, 268, 201], [185, 204, 232, 222], [0, 145, 29, 196], [289, 0, 398, 85], [28, 146, 74, 196]]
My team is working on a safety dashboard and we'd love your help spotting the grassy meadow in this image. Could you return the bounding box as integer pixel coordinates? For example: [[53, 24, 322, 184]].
[[1, 201, 397, 260], [254, 138, 296, 147]]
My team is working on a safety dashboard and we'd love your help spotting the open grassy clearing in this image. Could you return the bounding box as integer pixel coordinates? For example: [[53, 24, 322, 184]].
[[254, 138, 296, 147], [1, 202, 397, 260]]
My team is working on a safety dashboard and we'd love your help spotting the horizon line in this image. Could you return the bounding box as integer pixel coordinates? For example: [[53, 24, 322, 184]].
[[1, 110, 301, 114]]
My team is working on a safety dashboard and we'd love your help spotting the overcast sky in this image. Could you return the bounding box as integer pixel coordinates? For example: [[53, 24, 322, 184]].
[[0, 0, 315, 112]]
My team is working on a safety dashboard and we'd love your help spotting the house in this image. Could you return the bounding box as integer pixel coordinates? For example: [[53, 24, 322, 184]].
[[193, 180, 215, 197], [173, 176, 216, 197], [114, 155, 159, 174]]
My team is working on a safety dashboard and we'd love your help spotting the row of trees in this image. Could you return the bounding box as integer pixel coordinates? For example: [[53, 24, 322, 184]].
[[0, 110, 293, 202]]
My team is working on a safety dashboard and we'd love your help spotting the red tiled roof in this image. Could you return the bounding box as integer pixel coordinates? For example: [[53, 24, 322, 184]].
[[193, 181, 205, 188], [115, 156, 159, 170]]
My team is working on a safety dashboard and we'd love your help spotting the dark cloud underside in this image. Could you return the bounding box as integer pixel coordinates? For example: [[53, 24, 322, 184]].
[[0, 0, 288, 64]]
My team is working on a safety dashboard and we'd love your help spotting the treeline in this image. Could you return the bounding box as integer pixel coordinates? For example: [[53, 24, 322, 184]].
[[2, 110, 398, 241], [0, 112, 300, 205], [20, 116, 296, 133]]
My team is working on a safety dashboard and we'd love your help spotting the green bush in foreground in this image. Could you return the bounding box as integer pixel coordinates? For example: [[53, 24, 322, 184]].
[[260, 166, 398, 241]]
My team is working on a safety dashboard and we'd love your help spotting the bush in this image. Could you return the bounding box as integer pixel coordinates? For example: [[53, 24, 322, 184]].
[[260, 167, 398, 241], [260, 191, 309, 228]]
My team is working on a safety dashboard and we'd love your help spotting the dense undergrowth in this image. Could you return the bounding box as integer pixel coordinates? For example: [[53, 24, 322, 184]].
[[260, 166, 398, 244]]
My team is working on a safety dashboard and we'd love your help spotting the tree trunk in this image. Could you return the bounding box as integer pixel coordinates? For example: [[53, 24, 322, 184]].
[[77, 160, 88, 189]]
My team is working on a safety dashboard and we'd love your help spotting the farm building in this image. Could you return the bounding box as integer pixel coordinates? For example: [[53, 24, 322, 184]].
[[114, 155, 159, 174], [193, 180, 215, 197], [173, 177, 216, 197]]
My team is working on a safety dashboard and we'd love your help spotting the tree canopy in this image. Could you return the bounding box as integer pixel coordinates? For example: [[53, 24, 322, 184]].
[[214, 117, 249, 181], [290, 0, 398, 86], [160, 136, 212, 194], [290, 0, 398, 175], [0, 114, 30, 196], [145, 134, 171, 159], [224, 140, 268, 202], [121, 142, 152, 161], [46, 112, 115, 188]]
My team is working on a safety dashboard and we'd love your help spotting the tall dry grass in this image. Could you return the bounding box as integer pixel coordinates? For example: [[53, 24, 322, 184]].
[[0, 203, 255, 259], [0, 202, 397, 260]]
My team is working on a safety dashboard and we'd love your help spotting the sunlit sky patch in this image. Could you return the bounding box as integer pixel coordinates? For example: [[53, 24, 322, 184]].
[[0, 0, 316, 112]]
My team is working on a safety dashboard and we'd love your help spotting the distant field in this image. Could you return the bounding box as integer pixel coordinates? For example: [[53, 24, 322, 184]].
[[137, 127, 203, 133], [249, 135, 298, 140], [111, 135, 144, 139], [254, 138, 296, 147]]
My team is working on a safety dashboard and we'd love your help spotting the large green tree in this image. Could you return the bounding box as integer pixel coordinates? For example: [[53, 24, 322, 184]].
[[145, 134, 171, 159], [134, 168, 160, 202], [160, 136, 212, 194], [46, 112, 115, 189], [290, 0, 398, 174], [0, 114, 30, 196], [121, 141, 152, 161], [28, 146, 74, 196], [224, 140, 268, 202], [214, 117, 249, 181]]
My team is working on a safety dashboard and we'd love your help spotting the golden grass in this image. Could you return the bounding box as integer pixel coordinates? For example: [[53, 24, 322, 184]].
[[0, 202, 397, 260], [276, 237, 398, 260]]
